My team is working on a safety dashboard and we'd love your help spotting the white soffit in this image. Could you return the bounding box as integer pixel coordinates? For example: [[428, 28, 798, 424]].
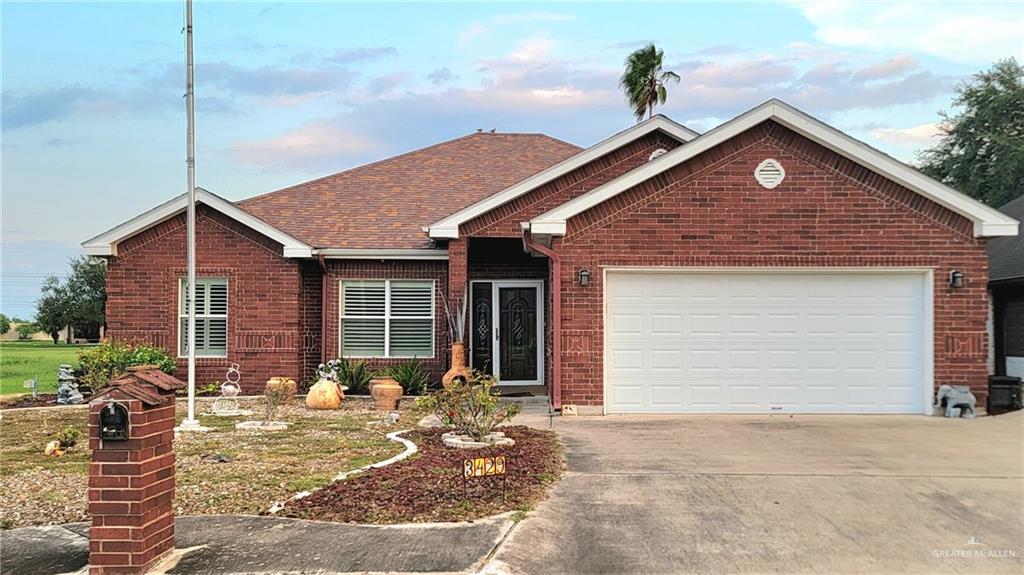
[[530, 99, 1018, 238], [427, 115, 700, 239], [81, 187, 314, 257]]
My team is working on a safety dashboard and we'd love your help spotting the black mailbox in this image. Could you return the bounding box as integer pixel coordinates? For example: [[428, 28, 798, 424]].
[[99, 402, 130, 441]]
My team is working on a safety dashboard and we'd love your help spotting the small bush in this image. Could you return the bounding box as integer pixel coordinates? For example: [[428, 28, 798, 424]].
[[56, 426, 82, 449], [416, 371, 520, 440], [78, 341, 176, 388], [325, 357, 373, 394], [385, 359, 432, 395]]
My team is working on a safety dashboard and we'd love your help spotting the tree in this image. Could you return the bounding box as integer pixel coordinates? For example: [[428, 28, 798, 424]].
[[34, 256, 107, 344], [15, 322, 37, 341], [36, 275, 72, 344], [0, 314, 10, 336], [619, 43, 680, 122], [919, 58, 1024, 207]]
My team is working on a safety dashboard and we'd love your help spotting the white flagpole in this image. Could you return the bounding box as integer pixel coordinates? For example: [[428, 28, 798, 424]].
[[179, 0, 207, 432]]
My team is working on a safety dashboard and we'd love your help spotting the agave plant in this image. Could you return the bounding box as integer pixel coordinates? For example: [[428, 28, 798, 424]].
[[438, 285, 468, 343]]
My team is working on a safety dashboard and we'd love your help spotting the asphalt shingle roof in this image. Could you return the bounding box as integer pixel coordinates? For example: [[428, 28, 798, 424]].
[[988, 194, 1024, 282], [237, 132, 581, 249]]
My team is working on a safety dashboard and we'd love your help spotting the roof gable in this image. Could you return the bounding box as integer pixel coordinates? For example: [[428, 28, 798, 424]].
[[530, 100, 1018, 239], [427, 115, 699, 239], [81, 188, 313, 258]]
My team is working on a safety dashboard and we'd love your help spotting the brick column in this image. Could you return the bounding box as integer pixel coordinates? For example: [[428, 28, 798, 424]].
[[88, 367, 181, 574], [447, 238, 468, 301]]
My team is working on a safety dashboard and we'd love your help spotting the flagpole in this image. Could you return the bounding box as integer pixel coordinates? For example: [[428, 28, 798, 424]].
[[178, 0, 208, 432]]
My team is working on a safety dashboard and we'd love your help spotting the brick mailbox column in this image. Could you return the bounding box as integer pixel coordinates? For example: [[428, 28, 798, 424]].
[[88, 365, 183, 574]]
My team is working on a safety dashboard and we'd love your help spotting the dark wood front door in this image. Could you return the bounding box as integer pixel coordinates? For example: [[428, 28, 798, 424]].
[[498, 286, 538, 382]]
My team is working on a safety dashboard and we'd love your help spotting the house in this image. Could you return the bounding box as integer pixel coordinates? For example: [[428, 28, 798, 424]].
[[83, 99, 1019, 414], [989, 195, 1024, 379]]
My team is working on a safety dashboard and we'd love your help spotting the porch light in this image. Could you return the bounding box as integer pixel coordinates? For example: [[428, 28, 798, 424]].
[[949, 270, 965, 289], [578, 268, 591, 286]]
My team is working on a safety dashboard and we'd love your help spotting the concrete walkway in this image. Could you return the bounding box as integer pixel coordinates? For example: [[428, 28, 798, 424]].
[[489, 411, 1024, 574], [1, 515, 512, 575]]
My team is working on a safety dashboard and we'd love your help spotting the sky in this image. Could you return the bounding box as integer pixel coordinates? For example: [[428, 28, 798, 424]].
[[2, 1, 1023, 319]]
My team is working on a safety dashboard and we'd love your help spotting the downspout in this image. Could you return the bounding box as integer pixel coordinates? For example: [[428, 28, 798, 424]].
[[318, 254, 328, 365], [522, 230, 562, 410]]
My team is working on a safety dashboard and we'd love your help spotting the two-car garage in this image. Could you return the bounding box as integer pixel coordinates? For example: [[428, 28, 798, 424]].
[[604, 270, 931, 414]]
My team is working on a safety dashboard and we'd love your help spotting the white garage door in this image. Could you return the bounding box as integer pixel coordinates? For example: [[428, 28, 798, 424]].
[[605, 271, 928, 414]]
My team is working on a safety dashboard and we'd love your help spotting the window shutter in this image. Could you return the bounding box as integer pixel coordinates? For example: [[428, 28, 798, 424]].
[[388, 281, 432, 357], [208, 281, 228, 315]]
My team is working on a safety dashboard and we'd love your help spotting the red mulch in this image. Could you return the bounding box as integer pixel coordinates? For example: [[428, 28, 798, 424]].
[[0, 394, 60, 409], [280, 426, 563, 524]]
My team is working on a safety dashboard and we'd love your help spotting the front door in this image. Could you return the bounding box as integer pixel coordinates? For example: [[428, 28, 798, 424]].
[[470, 280, 544, 385]]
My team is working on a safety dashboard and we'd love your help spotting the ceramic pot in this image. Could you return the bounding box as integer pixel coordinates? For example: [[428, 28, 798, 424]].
[[370, 376, 403, 410], [266, 377, 297, 404], [306, 379, 346, 410], [442, 342, 472, 388]]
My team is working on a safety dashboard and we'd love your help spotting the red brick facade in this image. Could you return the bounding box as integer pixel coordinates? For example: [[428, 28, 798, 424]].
[[105, 206, 303, 393], [553, 120, 990, 405]]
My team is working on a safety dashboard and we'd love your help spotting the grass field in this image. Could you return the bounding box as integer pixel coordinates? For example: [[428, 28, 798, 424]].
[[0, 342, 93, 395]]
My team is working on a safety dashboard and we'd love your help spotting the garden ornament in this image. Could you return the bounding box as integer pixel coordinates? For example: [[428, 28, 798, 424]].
[[212, 363, 248, 416], [56, 364, 84, 405], [935, 385, 977, 419]]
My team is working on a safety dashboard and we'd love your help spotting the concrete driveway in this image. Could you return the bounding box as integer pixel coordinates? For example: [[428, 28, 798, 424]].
[[491, 412, 1024, 574]]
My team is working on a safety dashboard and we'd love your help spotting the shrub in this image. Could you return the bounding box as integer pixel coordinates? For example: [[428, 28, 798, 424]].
[[56, 426, 82, 449], [416, 371, 520, 440], [263, 382, 288, 425], [385, 359, 432, 396], [78, 341, 176, 388], [15, 322, 36, 340], [325, 357, 373, 394]]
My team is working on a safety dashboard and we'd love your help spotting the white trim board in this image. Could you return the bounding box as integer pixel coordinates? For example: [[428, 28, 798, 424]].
[[531, 99, 1018, 238], [82, 187, 313, 258], [317, 248, 448, 261], [427, 115, 699, 239]]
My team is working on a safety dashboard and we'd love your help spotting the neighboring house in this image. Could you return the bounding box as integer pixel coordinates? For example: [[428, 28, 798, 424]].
[[988, 195, 1024, 379], [83, 99, 1018, 414]]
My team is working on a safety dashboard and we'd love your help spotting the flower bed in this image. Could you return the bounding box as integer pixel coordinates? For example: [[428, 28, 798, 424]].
[[280, 426, 562, 524]]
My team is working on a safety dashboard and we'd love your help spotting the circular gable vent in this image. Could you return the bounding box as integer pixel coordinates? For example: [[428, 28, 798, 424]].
[[755, 158, 785, 189]]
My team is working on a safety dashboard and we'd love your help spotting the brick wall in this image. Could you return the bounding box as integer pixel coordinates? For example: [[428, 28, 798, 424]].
[[88, 399, 176, 573], [298, 261, 324, 385], [105, 206, 304, 393], [555, 120, 991, 406], [323, 259, 450, 383]]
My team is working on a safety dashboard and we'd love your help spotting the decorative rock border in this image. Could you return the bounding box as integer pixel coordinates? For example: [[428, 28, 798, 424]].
[[441, 431, 515, 449], [267, 429, 418, 514]]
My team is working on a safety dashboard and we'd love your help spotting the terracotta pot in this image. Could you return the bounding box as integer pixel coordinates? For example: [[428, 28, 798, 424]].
[[265, 377, 297, 404], [370, 376, 403, 410], [442, 342, 472, 389], [306, 379, 346, 410]]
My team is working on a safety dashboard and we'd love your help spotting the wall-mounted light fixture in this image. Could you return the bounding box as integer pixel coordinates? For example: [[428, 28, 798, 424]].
[[578, 268, 591, 286], [949, 270, 965, 289]]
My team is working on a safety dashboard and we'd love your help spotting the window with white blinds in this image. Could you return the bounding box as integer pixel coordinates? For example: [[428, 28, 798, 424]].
[[179, 278, 228, 357], [340, 280, 434, 358]]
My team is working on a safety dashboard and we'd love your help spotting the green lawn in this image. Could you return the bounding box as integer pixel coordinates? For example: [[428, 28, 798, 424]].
[[0, 342, 93, 395]]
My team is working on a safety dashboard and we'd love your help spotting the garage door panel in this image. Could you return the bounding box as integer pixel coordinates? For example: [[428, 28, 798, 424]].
[[605, 271, 926, 414]]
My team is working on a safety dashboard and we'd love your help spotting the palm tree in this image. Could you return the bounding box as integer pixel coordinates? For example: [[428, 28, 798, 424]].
[[619, 43, 680, 122]]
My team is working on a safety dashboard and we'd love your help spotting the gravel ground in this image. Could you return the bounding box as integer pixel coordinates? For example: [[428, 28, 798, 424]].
[[0, 397, 422, 529]]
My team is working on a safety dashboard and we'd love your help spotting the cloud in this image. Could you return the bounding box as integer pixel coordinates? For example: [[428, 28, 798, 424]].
[[427, 67, 455, 85], [43, 137, 82, 148], [788, 1, 1024, 63], [606, 40, 656, 50], [2, 85, 103, 130], [231, 121, 382, 170], [850, 54, 918, 81], [508, 37, 557, 64], [459, 12, 576, 47], [196, 62, 353, 97], [328, 46, 398, 64], [870, 122, 943, 146], [367, 72, 410, 96]]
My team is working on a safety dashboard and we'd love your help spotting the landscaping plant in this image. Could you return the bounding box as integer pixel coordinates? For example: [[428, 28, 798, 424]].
[[417, 371, 520, 440], [262, 383, 289, 425], [56, 426, 82, 449], [77, 341, 175, 388], [385, 359, 432, 396], [328, 357, 373, 394]]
